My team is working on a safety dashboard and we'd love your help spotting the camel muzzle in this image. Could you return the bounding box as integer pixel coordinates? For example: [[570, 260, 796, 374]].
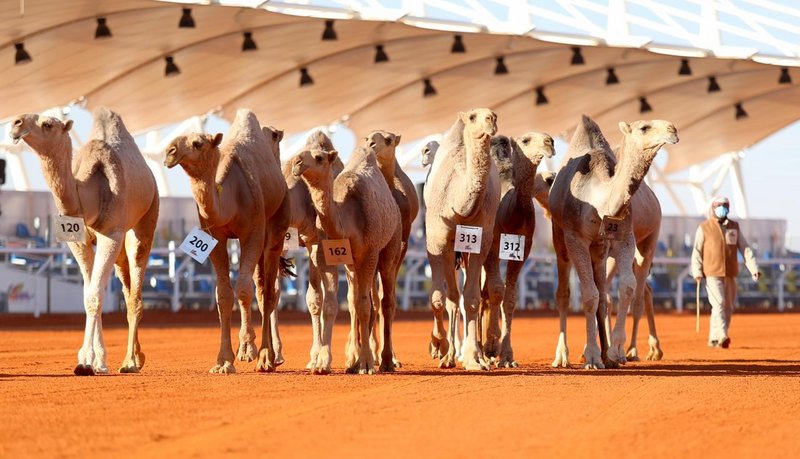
[[11, 129, 29, 145]]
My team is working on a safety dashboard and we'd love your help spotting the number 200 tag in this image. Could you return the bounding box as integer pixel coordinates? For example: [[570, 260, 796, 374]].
[[179, 227, 219, 264]]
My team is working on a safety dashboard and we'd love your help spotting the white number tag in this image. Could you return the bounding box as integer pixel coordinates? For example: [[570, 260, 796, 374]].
[[54, 215, 86, 243], [322, 239, 353, 265], [600, 216, 624, 241], [455, 225, 482, 254], [179, 227, 219, 264], [284, 227, 299, 251], [499, 233, 525, 261]]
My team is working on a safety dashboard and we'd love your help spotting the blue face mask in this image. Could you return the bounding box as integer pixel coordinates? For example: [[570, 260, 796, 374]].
[[714, 206, 729, 219]]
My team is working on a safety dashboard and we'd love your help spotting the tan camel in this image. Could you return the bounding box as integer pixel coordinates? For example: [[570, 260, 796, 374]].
[[282, 130, 345, 374], [165, 109, 289, 374], [548, 115, 677, 369], [11, 108, 159, 375], [481, 132, 554, 368], [291, 146, 402, 374], [425, 108, 500, 370], [364, 130, 418, 367]]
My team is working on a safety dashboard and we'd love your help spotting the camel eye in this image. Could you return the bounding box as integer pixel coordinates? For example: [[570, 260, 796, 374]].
[[315, 156, 323, 163], [469, 114, 476, 122], [191, 140, 203, 149], [42, 121, 52, 130], [640, 125, 651, 133], [522, 137, 530, 145]]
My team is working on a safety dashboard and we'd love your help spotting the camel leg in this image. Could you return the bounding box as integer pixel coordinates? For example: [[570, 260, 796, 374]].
[[427, 251, 450, 362], [80, 233, 123, 375], [608, 233, 637, 366], [235, 282, 257, 363], [305, 247, 324, 370], [551, 223, 571, 368], [369, 279, 381, 363], [378, 238, 402, 372], [270, 305, 284, 366], [68, 241, 96, 375], [593, 245, 612, 368], [352, 255, 379, 375], [564, 232, 604, 370], [344, 268, 360, 371], [482, 250, 504, 361], [497, 260, 523, 368], [256, 242, 282, 373], [461, 252, 490, 371], [441, 251, 460, 368], [118, 223, 153, 373], [643, 284, 663, 360], [625, 249, 647, 361], [209, 237, 236, 374], [316, 257, 339, 375]]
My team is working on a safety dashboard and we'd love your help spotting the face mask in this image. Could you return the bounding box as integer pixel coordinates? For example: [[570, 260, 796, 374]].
[[714, 206, 729, 219]]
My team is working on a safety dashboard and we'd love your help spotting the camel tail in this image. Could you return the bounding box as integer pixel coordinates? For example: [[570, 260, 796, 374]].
[[454, 251, 463, 271], [279, 257, 297, 278]]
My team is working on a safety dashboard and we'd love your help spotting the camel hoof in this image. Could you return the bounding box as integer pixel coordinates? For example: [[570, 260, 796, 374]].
[[429, 334, 448, 359], [312, 366, 331, 375], [210, 362, 236, 374], [463, 360, 489, 371], [497, 358, 518, 369], [379, 361, 396, 373], [438, 355, 456, 369], [483, 338, 500, 359], [74, 364, 95, 376], [345, 366, 359, 374], [255, 361, 276, 373], [135, 351, 146, 370], [119, 363, 139, 374], [392, 358, 403, 369], [237, 343, 258, 362], [274, 355, 285, 367], [646, 348, 664, 361]]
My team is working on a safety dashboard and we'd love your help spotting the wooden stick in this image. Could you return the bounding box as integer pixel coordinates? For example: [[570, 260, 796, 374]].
[[696, 280, 701, 333]]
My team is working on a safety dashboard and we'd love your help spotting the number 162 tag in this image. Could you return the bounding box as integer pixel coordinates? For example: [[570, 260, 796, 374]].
[[180, 227, 219, 264], [321, 239, 353, 265]]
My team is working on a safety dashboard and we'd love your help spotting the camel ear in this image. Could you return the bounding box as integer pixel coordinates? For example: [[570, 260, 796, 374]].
[[619, 122, 632, 136], [211, 133, 223, 147], [63, 120, 73, 132], [274, 129, 284, 143], [393, 135, 401, 146], [458, 111, 468, 122], [326, 150, 338, 163]]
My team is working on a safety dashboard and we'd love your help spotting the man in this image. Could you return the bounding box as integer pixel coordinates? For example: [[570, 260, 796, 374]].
[[692, 196, 760, 348]]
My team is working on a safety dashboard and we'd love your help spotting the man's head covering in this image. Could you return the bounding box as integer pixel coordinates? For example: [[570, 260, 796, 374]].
[[711, 196, 730, 207]]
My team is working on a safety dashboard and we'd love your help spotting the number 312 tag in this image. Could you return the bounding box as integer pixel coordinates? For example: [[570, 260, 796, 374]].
[[180, 227, 219, 264]]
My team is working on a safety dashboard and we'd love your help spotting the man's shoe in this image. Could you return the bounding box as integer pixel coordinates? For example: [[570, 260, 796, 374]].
[[720, 337, 731, 349]]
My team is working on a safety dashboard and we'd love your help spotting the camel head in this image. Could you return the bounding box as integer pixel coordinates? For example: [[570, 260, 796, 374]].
[[459, 108, 497, 139], [290, 148, 338, 182], [305, 130, 335, 152], [262, 125, 284, 160], [421, 140, 439, 167], [164, 133, 223, 175], [490, 135, 515, 179], [515, 132, 555, 165], [619, 120, 678, 154], [364, 130, 401, 162], [9, 114, 73, 154]]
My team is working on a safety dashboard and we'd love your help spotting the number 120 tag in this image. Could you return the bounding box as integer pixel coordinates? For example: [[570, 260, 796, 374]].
[[499, 233, 525, 261], [454, 225, 482, 254], [321, 239, 353, 265], [54, 215, 86, 243], [180, 227, 219, 264]]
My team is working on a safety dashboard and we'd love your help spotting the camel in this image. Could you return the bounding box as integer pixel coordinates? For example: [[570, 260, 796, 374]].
[[164, 109, 289, 374], [548, 115, 677, 369], [425, 108, 500, 370], [364, 130, 418, 367], [11, 108, 159, 375], [291, 146, 402, 374], [282, 130, 345, 374], [481, 132, 554, 368]]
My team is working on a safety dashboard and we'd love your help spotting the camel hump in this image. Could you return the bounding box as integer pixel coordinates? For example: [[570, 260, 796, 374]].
[[90, 107, 135, 149], [228, 109, 263, 144], [74, 139, 125, 194]]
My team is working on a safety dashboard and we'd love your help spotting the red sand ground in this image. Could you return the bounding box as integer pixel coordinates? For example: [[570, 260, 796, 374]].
[[1, 311, 799, 459]]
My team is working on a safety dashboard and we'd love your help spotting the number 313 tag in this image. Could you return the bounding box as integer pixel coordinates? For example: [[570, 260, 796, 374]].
[[180, 227, 219, 264], [454, 225, 482, 254], [54, 215, 86, 243], [321, 239, 353, 265]]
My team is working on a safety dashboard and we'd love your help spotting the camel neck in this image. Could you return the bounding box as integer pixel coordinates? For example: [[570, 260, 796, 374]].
[[36, 141, 83, 216], [376, 154, 397, 188], [186, 154, 223, 224], [514, 155, 540, 204], [304, 174, 344, 239], [452, 134, 492, 218], [606, 140, 659, 217]]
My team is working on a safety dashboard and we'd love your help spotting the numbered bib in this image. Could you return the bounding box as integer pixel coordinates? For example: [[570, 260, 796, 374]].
[[499, 233, 525, 261], [725, 229, 738, 245], [54, 215, 86, 243], [321, 239, 353, 265], [284, 227, 299, 251], [454, 225, 482, 254], [600, 216, 625, 241], [179, 227, 219, 264]]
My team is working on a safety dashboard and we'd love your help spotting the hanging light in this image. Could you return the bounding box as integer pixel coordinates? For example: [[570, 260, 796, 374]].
[[299, 67, 314, 86], [423, 79, 437, 97], [779, 67, 792, 84], [242, 32, 257, 51], [678, 59, 692, 76], [451, 35, 466, 53], [179, 8, 195, 28], [374, 45, 389, 63], [14, 43, 31, 65], [164, 56, 180, 77], [95, 17, 112, 39], [535, 86, 548, 106], [707, 76, 721, 93], [322, 20, 337, 41], [606, 67, 619, 85], [639, 97, 652, 113], [570, 47, 585, 65], [735, 103, 748, 120], [494, 57, 508, 75]]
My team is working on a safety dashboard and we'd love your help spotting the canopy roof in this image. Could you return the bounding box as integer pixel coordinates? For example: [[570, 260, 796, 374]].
[[2, 0, 799, 173]]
